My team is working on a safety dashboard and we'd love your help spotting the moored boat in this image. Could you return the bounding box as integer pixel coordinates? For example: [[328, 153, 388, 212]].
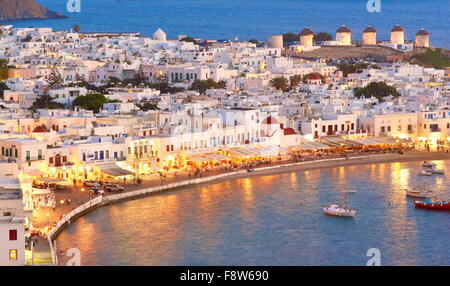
[[418, 171, 432, 176], [414, 200, 450, 210], [430, 168, 445, 174], [323, 191, 356, 217], [405, 189, 432, 198], [422, 161, 437, 168], [323, 204, 356, 217]]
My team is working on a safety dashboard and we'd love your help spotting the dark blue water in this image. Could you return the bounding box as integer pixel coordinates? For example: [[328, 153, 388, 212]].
[[2, 0, 449, 48], [56, 160, 450, 266]]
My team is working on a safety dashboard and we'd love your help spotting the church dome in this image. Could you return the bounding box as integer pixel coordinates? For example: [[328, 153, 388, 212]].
[[153, 28, 167, 41]]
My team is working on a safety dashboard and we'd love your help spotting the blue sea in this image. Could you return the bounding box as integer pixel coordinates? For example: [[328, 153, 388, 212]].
[[1, 0, 449, 48]]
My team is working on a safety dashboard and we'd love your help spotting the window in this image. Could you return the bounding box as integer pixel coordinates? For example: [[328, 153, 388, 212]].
[[15, 149, 18, 158], [9, 249, 17, 261], [9, 230, 17, 241], [1, 147, 3, 156]]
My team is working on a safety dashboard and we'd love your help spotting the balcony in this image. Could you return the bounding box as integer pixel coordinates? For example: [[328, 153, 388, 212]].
[[26, 156, 45, 162], [48, 161, 75, 168]]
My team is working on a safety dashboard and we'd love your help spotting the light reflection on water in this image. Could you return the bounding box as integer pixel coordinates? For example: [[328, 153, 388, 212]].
[[57, 161, 450, 266]]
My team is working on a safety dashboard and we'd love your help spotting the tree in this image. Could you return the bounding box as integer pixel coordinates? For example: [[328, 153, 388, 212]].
[[0, 82, 8, 99], [72, 93, 117, 113], [313, 32, 333, 43], [180, 37, 196, 43], [249, 39, 259, 45], [338, 63, 370, 77], [218, 80, 227, 89], [189, 79, 223, 94], [145, 82, 183, 94], [0, 59, 8, 81], [354, 82, 400, 101], [72, 25, 80, 33], [47, 68, 64, 89], [137, 101, 159, 111], [289, 75, 303, 88], [21, 35, 32, 42], [282, 33, 299, 43], [409, 48, 450, 69], [270, 77, 290, 92], [31, 95, 65, 110]]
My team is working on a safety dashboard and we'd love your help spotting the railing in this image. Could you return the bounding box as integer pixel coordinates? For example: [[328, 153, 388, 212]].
[[26, 156, 45, 161], [47, 196, 104, 265], [48, 162, 75, 168]]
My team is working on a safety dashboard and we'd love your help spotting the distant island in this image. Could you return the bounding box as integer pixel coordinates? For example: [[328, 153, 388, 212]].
[[0, 0, 67, 20]]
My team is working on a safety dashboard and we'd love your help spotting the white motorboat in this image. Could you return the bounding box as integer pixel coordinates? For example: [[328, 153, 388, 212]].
[[405, 189, 432, 198], [323, 204, 356, 217], [418, 171, 432, 176], [430, 168, 445, 174], [422, 161, 437, 168]]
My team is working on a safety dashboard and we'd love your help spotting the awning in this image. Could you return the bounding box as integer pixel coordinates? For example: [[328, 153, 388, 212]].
[[292, 141, 331, 150], [24, 170, 46, 177], [187, 155, 210, 162], [97, 163, 135, 176], [36, 177, 69, 184], [204, 153, 228, 160], [228, 148, 253, 157], [32, 188, 53, 195], [321, 136, 362, 147]]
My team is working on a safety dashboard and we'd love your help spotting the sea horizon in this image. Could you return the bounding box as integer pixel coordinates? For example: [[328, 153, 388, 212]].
[[1, 0, 449, 48]]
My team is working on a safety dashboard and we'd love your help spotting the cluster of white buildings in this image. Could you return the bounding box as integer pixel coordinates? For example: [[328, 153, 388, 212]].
[[0, 25, 448, 265]]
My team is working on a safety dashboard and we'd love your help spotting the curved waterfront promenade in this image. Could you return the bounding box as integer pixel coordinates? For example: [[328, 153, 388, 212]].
[[47, 151, 450, 265]]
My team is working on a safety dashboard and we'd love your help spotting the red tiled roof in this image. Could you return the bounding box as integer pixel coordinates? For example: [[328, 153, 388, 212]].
[[283, 128, 298, 135], [32, 125, 49, 133], [308, 74, 321, 80]]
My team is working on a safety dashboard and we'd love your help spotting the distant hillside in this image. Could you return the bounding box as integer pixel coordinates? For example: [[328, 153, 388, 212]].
[[0, 0, 67, 20], [286, 45, 403, 61], [407, 48, 450, 69]]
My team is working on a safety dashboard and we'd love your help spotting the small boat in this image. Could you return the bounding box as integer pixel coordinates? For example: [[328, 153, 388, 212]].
[[323, 192, 356, 217], [346, 190, 358, 194], [406, 189, 432, 198], [323, 204, 356, 217], [430, 168, 445, 174], [418, 171, 432, 176], [422, 161, 437, 168], [414, 200, 450, 210]]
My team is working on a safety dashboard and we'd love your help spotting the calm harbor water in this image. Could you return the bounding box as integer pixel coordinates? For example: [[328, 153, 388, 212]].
[[1, 0, 449, 48], [56, 160, 450, 266]]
